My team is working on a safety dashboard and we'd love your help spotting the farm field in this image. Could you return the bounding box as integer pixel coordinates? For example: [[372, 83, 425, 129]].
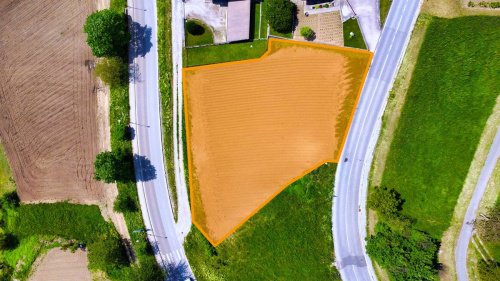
[[0, 0, 103, 202], [184, 39, 372, 244], [30, 248, 91, 281], [185, 164, 341, 281], [380, 16, 500, 239]]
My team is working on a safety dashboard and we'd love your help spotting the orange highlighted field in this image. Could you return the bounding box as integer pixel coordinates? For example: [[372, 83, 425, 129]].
[[183, 38, 372, 246]]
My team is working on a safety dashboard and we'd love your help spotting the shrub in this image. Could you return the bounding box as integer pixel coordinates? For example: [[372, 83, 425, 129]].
[[94, 150, 134, 183], [95, 57, 128, 87], [83, 9, 130, 57], [368, 186, 404, 220], [186, 20, 206, 36], [366, 223, 439, 281], [468, 1, 475, 7], [0, 233, 18, 250], [300, 26, 315, 40], [265, 0, 296, 33], [88, 236, 129, 273], [114, 192, 138, 213]]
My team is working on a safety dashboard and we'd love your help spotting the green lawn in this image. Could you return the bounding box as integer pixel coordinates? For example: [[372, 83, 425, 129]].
[[380, 0, 392, 26], [185, 163, 340, 281], [0, 145, 14, 196], [185, 19, 214, 47], [343, 19, 367, 49], [381, 16, 500, 239], [185, 40, 268, 66]]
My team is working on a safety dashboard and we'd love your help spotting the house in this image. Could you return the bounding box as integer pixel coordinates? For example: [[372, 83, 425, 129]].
[[226, 0, 251, 42]]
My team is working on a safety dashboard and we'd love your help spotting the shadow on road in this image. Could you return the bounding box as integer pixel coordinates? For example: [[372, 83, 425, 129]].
[[128, 17, 152, 58], [134, 154, 157, 182]]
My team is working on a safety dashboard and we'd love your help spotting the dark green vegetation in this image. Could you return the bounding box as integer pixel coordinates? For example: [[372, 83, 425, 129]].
[[380, 0, 392, 26], [186, 40, 268, 66], [300, 26, 315, 40], [264, 0, 296, 34], [343, 18, 367, 49], [381, 16, 500, 238], [185, 19, 214, 47], [157, 0, 178, 218], [83, 9, 130, 57], [95, 57, 128, 87], [185, 163, 340, 280], [367, 188, 438, 280], [370, 15, 499, 281], [0, 195, 132, 280], [367, 223, 438, 281], [475, 197, 500, 280], [94, 150, 133, 183]]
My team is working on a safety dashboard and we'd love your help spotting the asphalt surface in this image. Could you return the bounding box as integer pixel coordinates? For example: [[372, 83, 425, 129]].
[[127, 0, 192, 272], [332, 1, 422, 280], [456, 127, 500, 281]]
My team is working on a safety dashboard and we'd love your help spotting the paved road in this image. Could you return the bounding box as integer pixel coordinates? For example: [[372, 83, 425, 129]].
[[332, 1, 422, 280], [127, 0, 192, 273], [456, 127, 500, 281]]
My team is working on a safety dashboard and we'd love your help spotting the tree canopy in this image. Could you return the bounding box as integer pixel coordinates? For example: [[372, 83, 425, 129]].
[[93, 150, 133, 183], [83, 9, 130, 57], [265, 0, 296, 33]]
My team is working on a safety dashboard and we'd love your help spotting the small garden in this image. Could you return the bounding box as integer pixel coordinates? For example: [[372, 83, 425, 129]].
[[185, 19, 214, 47], [343, 18, 367, 49]]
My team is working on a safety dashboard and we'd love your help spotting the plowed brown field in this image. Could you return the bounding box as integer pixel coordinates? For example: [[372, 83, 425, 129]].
[[184, 38, 372, 245], [0, 0, 103, 202]]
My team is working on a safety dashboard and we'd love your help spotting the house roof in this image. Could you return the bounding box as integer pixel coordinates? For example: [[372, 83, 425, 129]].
[[227, 0, 251, 42]]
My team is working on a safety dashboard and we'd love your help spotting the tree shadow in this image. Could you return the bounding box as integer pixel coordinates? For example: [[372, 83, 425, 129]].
[[166, 261, 193, 281], [128, 62, 142, 83], [128, 16, 153, 58], [133, 154, 157, 182]]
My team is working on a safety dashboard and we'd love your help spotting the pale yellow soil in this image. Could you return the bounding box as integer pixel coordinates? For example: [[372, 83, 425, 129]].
[[29, 248, 91, 281]]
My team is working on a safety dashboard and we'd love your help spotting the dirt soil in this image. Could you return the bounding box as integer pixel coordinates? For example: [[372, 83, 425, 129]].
[[29, 248, 91, 281], [0, 0, 104, 203], [184, 39, 372, 245]]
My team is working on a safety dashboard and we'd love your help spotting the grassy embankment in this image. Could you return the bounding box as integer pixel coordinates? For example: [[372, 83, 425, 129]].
[[343, 18, 367, 49], [380, 0, 392, 26], [368, 16, 500, 280], [185, 163, 340, 281], [185, 0, 269, 66], [0, 146, 14, 196]]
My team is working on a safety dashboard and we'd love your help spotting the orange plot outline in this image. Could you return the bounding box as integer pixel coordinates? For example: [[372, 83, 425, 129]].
[[182, 38, 373, 246]]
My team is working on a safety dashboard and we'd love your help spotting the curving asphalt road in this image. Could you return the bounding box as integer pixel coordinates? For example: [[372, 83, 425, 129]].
[[127, 0, 192, 273], [332, 1, 422, 280], [456, 127, 500, 281]]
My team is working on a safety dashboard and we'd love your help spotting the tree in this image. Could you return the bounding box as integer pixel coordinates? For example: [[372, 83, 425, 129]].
[[0, 233, 19, 250], [83, 9, 130, 57], [95, 57, 128, 87], [368, 186, 404, 220], [94, 151, 120, 183], [300, 26, 315, 40], [265, 0, 296, 33], [366, 223, 438, 281]]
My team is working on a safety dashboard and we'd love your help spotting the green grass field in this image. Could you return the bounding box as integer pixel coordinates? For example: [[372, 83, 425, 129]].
[[343, 19, 367, 50], [0, 145, 14, 196], [185, 163, 340, 281], [381, 16, 500, 239], [185, 40, 268, 67]]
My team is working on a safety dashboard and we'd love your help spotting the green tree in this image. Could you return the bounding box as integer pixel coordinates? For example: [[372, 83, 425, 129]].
[[265, 0, 296, 33], [0, 233, 18, 250], [366, 223, 438, 281], [95, 57, 128, 87], [300, 26, 314, 40], [88, 236, 129, 273], [83, 9, 129, 57], [94, 151, 120, 183], [368, 186, 404, 219]]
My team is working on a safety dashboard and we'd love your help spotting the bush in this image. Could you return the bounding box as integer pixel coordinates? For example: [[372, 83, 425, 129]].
[[265, 0, 296, 33], [186, 20, 206, 36], [94, 150, 134, 183], [368, 186, 404, 220], [0, 233, 18, 250], [88, 236, 129, 273], [95, 57, 128, 87], [114, 192, 138, 213], [366, 223, 439, 281], [83, 9, 130, 57], [300, 26, 315, 40]]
